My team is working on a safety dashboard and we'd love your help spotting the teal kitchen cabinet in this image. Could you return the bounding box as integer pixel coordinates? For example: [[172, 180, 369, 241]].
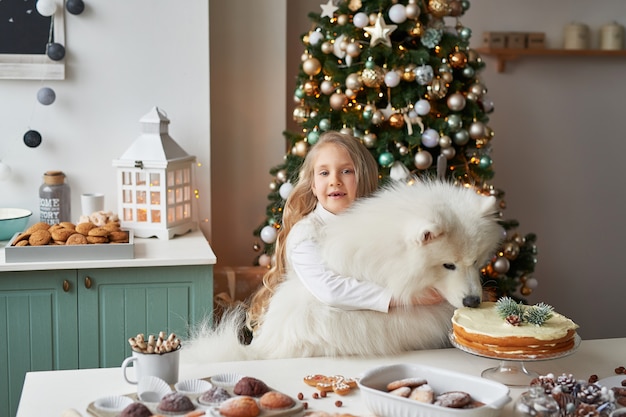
[[0, 231, 216, 417], [77, 265, 212, 368], [0, 270, 79, 417]]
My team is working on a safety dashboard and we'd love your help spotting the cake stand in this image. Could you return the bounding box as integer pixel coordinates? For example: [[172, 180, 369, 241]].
[[449, 332, 581, 387]]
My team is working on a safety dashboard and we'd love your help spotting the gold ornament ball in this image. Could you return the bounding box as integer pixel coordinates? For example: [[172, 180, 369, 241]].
[[303, 79, 319, 96], [428, 0, 451, 18], [320, 79, 335, 95], [448, 0, 463, 16], [428, 78, 448, 99], [321, 41, 334, 54], [346, 42, 361, 58], [292, 140, 308, 157], [363, 132, 378, 148], [269, 181, 277, 191], [388, 113, 405, 128], [276, 169, 288, 183], [441, 146, 456, 159], [449, 51, 468, 69], [520, 286, 532, 296], [469, 82, 486, 97], [330, 92, 348, 110], [292, 105, 309, 123], [337, 14, 349, 26], [361, 67, 384, 88], [303, 57, 322, 76], [441, 71, 453, 83], [345, 73, 362, 91], [371, 110, 384, 125]]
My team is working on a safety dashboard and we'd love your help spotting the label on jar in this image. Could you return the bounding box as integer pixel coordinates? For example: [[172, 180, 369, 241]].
[[40, 197, 62, 224]]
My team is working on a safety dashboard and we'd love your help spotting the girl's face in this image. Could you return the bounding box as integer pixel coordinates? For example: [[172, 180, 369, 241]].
[[311, 143, 358, 214]]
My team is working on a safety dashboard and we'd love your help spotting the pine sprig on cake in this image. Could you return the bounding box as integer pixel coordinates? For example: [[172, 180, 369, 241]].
[[495, 297, 555, 326], [525, 302, 554, 326], [495, 297, 524, 326]]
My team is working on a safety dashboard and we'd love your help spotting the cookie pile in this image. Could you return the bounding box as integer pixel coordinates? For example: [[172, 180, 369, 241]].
[[384, 377, 484, 409], [11, 218, 129, 247]]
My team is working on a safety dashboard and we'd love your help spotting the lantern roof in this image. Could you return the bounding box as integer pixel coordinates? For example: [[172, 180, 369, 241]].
[[113, 106, 195, 167]]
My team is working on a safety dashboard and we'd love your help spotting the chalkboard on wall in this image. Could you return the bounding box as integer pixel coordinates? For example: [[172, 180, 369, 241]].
[[0, 0, 65, 80]]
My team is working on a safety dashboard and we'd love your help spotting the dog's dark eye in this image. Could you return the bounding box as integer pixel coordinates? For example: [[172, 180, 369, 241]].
[[443, 263, 456, 270]]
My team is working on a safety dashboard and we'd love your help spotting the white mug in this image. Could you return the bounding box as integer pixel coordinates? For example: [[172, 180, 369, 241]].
[[121, 349, 180, 385], [81, 193, 105, 216]]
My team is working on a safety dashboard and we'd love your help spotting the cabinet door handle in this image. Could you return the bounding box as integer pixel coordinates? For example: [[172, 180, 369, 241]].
[[63, 280, 71, 292], [84, 276, 92, 289]]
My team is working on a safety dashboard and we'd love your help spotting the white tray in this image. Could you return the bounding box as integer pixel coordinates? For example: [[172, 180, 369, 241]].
[[357, 363, 511, 417], [4, 230, 134, 263]]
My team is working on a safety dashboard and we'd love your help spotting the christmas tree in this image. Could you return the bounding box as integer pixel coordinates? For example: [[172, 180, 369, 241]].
[[252, 0, 538, 301]]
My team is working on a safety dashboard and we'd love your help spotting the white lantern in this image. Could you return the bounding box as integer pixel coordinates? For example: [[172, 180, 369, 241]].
[[112, 107, 197, 239]]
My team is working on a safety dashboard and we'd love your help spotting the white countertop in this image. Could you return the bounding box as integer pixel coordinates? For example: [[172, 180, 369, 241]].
[[16, 338, 626, 417], [0, 230, 216, 271]]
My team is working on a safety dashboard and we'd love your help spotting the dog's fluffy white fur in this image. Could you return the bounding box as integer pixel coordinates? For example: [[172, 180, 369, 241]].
[[184, 180, 503, 363]]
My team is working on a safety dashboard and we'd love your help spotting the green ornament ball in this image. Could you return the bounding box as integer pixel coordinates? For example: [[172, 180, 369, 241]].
[[319, 118, 331, 131], [307, 130, 320, 145], [378, 152, 394, 168], [479, 155, 493, 169]]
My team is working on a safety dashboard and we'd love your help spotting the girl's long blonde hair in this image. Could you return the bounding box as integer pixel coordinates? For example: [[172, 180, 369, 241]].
[[246, 131, 379, 333]]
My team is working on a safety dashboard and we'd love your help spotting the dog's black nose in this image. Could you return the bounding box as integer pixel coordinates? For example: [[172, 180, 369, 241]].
[[462, 295, 481, 308]]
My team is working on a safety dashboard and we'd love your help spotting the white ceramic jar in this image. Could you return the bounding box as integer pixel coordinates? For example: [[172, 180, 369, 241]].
[[564, 22, 590, 50], [600, 21, 624, 50]]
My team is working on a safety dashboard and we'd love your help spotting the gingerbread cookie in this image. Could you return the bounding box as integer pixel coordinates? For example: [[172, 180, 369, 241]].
[[75, 222, 96, 235], [66, 233, 88, 245], [28, 229, 51, 246], [25, 222, 50, 234], [50, 228, 74, 242]]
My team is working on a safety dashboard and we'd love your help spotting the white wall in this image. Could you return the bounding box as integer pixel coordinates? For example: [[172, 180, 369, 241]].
[[210, 0, 625, 340], [0, 0, 211, 236]]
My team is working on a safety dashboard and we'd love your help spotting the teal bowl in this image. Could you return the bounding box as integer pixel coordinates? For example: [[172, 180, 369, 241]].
[[0, 208, 33, 241]]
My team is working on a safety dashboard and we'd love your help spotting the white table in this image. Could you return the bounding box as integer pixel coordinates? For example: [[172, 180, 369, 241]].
[[16, 338, 626, 417]]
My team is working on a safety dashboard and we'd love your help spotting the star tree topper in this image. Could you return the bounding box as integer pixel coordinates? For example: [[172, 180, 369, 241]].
[[320, 0, 339, 19], [364, 13, 397, 47]]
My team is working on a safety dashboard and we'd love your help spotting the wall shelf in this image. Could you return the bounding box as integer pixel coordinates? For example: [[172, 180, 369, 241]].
[[475, 47, 626, 72]]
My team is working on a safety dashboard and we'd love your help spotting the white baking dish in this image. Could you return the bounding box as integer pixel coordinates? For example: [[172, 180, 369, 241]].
[[357, 363, 511, 417]]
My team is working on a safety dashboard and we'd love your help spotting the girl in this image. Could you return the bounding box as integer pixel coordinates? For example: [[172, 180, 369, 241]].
[[244, 131, 441, 342]]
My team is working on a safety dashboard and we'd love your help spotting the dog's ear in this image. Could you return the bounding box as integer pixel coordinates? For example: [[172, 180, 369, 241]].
[[412, 222, 443, 246], [480, 195, 498, 216]]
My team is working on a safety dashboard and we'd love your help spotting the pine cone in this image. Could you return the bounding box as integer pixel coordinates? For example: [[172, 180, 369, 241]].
[[506, 314, 522, 326]]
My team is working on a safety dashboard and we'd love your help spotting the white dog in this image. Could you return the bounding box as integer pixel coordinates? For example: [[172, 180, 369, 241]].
[[184, 180, 503, 363]]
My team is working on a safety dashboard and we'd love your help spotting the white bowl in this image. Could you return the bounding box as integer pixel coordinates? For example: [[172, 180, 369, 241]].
[[137, 376, 173, 403], [211, 372, 244, 387], [93, 395, 134, 411], [357, 363, 511, 417], [175, 378, 212, 394]]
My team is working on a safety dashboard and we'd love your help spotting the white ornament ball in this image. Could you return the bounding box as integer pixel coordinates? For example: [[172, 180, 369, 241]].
[[353, 12, 369, 28], [0, 161, 12, 181], [346, 42, 361, 58], [330, 92, 348, 110], [525, 277, 539, 289], [345, 73, 362, 91], [258, 254, 272, 267], [447, 92, 466, 111], [414, 150, 433, 169], [405, 3, 421, 19], [421, 128, 439, 148], [36, 0, 57, 16], [308, 31, 324, 46], [260, 226, 277, 244], [388, 4, 407, 23], [320, 80, 335, 95], [384, 70, 401, 88], [414, 99, 431, 116], [279, 182, 294, 200]]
